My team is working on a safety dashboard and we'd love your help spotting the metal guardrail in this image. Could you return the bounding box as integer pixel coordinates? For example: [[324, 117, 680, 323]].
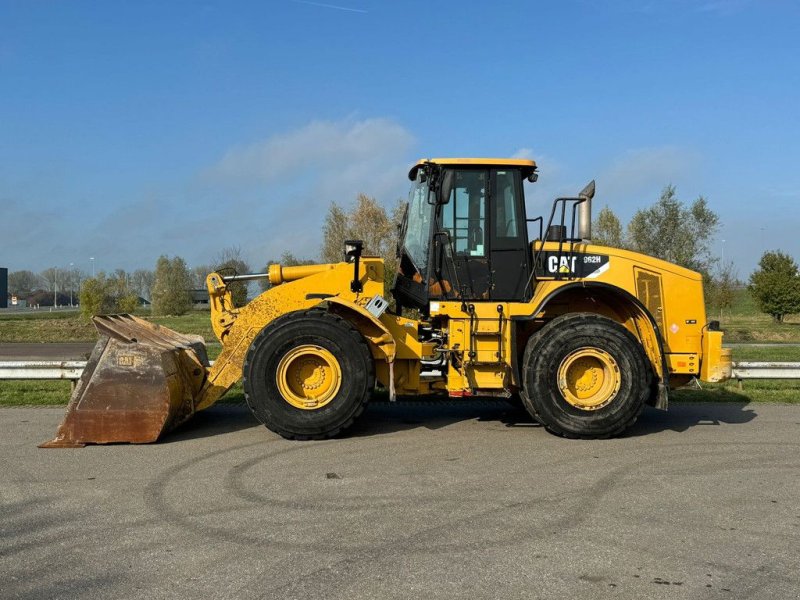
[[0, 361, 86, 381], [0, 361, 798, 383], [731, 362, 800, 380]]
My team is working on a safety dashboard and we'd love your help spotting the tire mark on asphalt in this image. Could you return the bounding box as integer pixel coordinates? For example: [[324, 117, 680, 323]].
[[147, 434, 639, 555], [142, 432, 800, 596]]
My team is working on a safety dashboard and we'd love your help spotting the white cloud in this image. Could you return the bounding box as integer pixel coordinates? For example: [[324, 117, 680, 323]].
[[209, 117, 414, 185], [26, 117, 419, 274], [598, 145, 701, 204], [193, 117, 417, 265]]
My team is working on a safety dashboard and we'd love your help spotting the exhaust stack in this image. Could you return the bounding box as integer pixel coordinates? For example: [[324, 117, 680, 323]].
[[578, 180, 596, 242]]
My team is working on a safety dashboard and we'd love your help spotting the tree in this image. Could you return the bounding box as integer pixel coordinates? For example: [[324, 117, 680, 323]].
[[626, 185, 719, 274], [116, 294, 140, 313], [104, 269, 140, 312], [213, 246, 251, 307], [708, 260, 739, 318], [107, 269, 129, 299], [151, 256, 192, 316], [8, 270, 43, 296], [130, 269, 155, 301], [38, 267, 67, 306], [321, 194, 402, 293], [191, 265, 213, 289], [61, 267, 82, 305], [592, 206, 624, 248], [79, 275, 113, 319], [748, 251, 800, 322], [39, 267, 59, 293], [259, 252, 316, 292]]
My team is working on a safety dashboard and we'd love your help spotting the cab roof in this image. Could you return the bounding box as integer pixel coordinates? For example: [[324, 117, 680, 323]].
[[408, 157, 537, 181]]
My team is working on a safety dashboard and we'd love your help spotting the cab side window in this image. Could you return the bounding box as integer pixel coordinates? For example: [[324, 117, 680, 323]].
[[442, 170, 487, 256], [494, 170, 520, 239]]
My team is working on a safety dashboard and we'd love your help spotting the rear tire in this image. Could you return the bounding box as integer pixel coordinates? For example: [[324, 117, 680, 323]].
[[520, 313, 651, 439], [243, 309, 374, 440]]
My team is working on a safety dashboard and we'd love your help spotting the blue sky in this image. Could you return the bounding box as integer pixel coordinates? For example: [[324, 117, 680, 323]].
[[1, 0, 798, 277]]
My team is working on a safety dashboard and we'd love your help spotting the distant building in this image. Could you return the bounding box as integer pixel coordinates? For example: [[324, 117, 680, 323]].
[[190, 289, 209, 308], [0, 268, 7, 309]]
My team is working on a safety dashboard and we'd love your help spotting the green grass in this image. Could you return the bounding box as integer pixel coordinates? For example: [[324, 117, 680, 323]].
[[0, 379, 245, 407], [716, 288, 800, 343], [0, 309, 215, 343], [672, 380, 800, 404], [728, 345, 800, 362], [0, 312, 98, 342], [146, 312, 216, 342], [0, 381, 74, 406]]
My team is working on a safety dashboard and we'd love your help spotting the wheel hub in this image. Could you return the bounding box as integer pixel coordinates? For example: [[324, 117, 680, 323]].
[[276, 345, 342, 410], [557, 347, 621, 411]]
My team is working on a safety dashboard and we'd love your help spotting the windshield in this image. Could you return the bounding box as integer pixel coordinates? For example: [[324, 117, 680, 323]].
[[401, 174, 435, 274]]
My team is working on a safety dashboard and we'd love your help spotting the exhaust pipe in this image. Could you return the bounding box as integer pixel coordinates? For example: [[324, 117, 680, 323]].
[[578, 180, 596, 242]]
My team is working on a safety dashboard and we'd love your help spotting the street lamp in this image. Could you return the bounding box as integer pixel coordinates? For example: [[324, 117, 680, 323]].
[[69, 262, 74, 307], [53, 266, 58, 308], [90, 257, 95, 278]]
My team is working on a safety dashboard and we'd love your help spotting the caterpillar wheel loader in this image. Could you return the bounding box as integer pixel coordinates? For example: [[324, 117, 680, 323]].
[[41, 157, 732, 447]]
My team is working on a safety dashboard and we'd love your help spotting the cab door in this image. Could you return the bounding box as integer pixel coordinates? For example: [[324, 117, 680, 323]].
[[488, 168, 530, 300], [433, 168, 530, 301], [435, 169, 491, 299]]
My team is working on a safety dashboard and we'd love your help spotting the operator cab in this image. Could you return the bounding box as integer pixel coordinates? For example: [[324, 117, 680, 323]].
[[393, 158, 538, 312]]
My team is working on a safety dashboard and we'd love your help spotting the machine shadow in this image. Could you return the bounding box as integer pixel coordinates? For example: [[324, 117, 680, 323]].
[[349, 398, 539, 437], [163, 402, 261, 443], [162, 398, 758, 443], [164, 398, 535, 443], [627, 401, 758, 436]]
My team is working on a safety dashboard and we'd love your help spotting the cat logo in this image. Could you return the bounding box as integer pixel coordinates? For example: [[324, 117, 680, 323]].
[[537, 252, 611, 279], [547, 255, 577, 274], [117, 355, 138, 367]]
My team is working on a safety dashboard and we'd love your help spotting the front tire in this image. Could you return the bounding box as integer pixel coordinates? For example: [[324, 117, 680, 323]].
[[520, 313, 651, 439], [243, 309, 374, 440]]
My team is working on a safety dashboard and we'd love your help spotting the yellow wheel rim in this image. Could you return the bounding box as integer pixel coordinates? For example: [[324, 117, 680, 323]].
[[557, 347, 621, 411], [276, 345, 342, 410]]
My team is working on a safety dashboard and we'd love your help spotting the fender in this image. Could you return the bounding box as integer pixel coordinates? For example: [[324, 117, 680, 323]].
[[325, 297, 397, 363], [512, 281, 670, 409]]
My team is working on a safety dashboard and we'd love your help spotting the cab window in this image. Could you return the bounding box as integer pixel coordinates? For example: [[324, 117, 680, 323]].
[[494, 170, 519, 238], [441, 170, 486, 256]]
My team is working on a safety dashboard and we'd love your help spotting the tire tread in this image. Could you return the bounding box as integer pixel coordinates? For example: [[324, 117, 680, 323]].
[[520, 312, 650, 439], [242, 308, 374, 440]]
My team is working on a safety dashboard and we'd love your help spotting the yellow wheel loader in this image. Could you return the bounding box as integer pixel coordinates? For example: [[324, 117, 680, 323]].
[[41, 157, 732, 447]]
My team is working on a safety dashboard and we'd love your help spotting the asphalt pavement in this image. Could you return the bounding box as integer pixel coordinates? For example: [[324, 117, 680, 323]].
[[2, 400, 799, 600], [0, 343, 96, 360]]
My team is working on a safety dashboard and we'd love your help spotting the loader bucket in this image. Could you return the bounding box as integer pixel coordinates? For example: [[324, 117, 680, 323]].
[[40, 314, 209, 448]]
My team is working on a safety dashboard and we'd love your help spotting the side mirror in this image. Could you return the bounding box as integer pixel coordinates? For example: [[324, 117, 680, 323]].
[[344, 240, 364, 293], [436, 170, 454, 205]]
